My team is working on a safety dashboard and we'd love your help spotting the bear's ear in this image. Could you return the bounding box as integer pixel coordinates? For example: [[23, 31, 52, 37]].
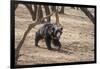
[[60, 27, 63, 31]]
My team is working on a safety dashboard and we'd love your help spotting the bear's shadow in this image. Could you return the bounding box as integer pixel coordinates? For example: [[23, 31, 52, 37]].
[[37, 46, 73, 55]]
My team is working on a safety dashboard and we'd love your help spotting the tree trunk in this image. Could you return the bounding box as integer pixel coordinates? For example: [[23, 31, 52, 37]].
[[59, 6, 64, 14], [55, 10, 59, 24], [36, 5, 43, 22], [33, 5, 37, 20], [44, 5, 51, 22], [25, 4, 37, 21]]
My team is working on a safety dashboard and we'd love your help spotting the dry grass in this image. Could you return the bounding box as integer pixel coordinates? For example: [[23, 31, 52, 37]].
[[15, 4, 94, 65]]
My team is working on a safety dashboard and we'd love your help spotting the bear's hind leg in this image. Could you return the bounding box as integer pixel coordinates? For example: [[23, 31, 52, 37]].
[[35, 32, 42, 47]]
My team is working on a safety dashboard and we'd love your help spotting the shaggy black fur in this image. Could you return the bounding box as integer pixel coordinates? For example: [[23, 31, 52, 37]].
[[35, 23, 63, 50]]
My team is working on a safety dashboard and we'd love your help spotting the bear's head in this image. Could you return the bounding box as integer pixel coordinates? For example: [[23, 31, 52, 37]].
[[51, 24, 63, 39]]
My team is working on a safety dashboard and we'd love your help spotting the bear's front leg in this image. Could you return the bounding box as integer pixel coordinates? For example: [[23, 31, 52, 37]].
[[52, 39, 61, 50], [57, 40, 61, 50], [45, 37, 52, 50]]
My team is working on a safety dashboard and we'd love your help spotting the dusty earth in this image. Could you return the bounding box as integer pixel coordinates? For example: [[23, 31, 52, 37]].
[[15, 4, 95, 65]]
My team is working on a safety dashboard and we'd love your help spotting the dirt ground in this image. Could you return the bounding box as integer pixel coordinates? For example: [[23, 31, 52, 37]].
[[15, 4, 95, 65]]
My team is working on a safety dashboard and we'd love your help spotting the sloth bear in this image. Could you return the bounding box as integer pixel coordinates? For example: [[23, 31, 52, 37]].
[[35, 23, 63, 50]]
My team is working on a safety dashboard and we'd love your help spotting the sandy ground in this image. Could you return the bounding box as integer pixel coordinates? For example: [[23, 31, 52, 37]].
[[15, 4, 95, 65]]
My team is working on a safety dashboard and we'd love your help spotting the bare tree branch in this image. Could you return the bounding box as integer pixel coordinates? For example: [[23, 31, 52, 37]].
[[80, 8, 95, 24]]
